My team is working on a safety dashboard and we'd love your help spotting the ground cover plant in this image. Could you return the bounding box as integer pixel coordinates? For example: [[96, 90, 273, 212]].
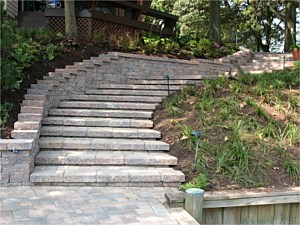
[[153, 65, 300, 190]]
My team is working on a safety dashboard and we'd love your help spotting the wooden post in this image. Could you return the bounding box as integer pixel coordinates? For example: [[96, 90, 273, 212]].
[[185, 188, 205, 223]]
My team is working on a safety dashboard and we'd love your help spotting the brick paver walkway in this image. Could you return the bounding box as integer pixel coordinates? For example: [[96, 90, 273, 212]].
[[0, 186, 197, 225]]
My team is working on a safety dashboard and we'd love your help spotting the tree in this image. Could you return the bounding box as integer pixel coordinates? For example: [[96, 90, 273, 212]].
[[64, 0, 78, 40], [207, 0, 222, 47], [284, 2, 296, 51]]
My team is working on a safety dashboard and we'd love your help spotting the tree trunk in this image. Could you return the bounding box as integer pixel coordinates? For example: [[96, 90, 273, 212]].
[[208, 0, 222, 47], [65, 0, 78, 41], [284, 1, 296, 52]]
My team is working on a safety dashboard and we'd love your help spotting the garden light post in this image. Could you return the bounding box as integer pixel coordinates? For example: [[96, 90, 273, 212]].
[[192, 131, 201, 170], [163, 75, 170, 95]]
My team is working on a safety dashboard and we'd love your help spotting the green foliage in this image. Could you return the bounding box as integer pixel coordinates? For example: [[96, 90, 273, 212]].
[[142, 35, 160, 54], [284, 159, 299, 180], [0, 16, 57, 91], [172, 120, 196, 148], [0, 102, 13, 127], [44, 43, 55, 61], [165, 96, 184, 116], [164, 67, 300, 188], [11, 41, 38, 69], [92, 32, 104, 45], [1, 59, 23, 91], [180, 173, 209, 190]]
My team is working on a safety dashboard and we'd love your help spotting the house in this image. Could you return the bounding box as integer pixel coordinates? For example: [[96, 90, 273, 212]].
[[3, 0, 178, 41]]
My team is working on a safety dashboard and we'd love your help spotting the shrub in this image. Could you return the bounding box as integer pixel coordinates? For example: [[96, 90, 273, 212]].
[[0, 102, 13, 127]]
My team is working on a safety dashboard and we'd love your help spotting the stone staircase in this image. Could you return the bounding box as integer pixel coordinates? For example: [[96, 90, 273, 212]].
[[217, 50, 295, 75], [13, 50, 296, 187], [30, 52, 227, 187], [31, 84, 186, 186]]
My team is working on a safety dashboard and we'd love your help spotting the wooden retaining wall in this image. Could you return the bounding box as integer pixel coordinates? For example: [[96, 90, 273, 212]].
[[202, 188, 300, 225]]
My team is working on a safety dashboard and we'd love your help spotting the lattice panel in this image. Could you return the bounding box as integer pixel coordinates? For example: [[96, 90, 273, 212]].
[[46, 17, 140, 41], [46, 17, 65, 34], [77, 18, 92, 39], [92, 19, 140, 39]]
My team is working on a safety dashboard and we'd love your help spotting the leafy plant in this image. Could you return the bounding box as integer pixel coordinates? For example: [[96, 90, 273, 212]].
[[44, 43, 55, 60], [180, 173, 209, 190], [11, 41, 38, 69], [1, 59, 23, 91], [142, 36, 160, 54], [284, 159, 299, 180], [0, 102, 13, 127], [92, 32, 104, 45]]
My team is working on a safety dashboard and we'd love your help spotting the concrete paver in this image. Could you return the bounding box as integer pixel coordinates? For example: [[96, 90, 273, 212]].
[[0, 186, 197, 225]]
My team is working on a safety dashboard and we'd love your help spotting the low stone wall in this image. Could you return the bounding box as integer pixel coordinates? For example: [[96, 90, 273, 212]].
[[0, 50, 250, 185]]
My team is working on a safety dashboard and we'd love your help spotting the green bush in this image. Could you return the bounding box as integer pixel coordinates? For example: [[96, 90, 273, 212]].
[[0, 102, 13, 127], [142, 36, 160, 54], [0, 16, 58, 91]]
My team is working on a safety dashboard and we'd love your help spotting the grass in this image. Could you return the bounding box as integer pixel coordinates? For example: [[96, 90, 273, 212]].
[[162, 66, 300, 189]]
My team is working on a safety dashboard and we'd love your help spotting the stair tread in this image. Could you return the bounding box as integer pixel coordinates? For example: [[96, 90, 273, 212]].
[[58, 101, 158, 110], [48, 109, 153, 118], [41, 126, 161, 138], [42, 117, 153, 128], [69, 95, 163, 103], [30, 165, 185, 183], [85, 89, 170, 96], [39, 137, 169, 151], [36, 150, 177, 166]]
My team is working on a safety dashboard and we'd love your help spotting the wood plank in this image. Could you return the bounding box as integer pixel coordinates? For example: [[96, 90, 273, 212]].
[[289, 203, 300, 225], [247, 206, 258, 224], [274, 204, 290, 225], [204, 187, 300, 200], [203, 195, 299, 208], [240, 206, 250, 225], [257, 205, 274, 224], [223, 207, 241, 224], [203, 208, 223, 225]]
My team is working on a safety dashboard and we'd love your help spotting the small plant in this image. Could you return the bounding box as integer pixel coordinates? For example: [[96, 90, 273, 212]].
[[180, 173, 209, 190], [284, 159, 299, 180], [165, 95, 184, 116], [142, 35, 160, 54], [92, 32, 104, 45], [172, 120, 197, 148], [11, 41, 38, 69], [288, 96, 300, 111], [44, 43, 55, 60], [0, 102, 13, 127]]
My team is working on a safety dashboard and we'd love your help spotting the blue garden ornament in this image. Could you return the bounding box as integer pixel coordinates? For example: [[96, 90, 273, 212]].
[[49, 0, 62, 8], [192, 131, 201, 170], [163, 75, 170, 95]]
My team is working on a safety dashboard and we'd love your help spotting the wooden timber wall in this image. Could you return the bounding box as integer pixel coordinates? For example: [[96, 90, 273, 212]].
[[202, 188, 300, 225]]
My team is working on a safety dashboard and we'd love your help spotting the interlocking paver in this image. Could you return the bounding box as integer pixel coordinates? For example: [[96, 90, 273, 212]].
[[0, 186, 198, 225]]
